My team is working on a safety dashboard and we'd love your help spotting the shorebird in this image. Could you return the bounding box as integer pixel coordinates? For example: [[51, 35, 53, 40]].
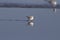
[[26, 16, 34, 22]]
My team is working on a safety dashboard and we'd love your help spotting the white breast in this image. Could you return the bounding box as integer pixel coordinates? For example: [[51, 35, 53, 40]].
[[29, 16, 34, 20], [27, 16, 34, 21], [52, 1, 57, 6]]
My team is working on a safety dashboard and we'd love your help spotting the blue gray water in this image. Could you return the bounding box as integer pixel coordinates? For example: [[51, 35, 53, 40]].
[[0, 8, 60, 40]]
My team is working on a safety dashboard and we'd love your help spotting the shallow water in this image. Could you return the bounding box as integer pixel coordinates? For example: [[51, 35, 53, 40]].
[[0, 8, 60, 40]]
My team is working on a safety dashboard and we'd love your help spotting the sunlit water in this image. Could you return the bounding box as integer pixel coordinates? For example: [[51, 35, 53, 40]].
[[0, 8, 60, 40]]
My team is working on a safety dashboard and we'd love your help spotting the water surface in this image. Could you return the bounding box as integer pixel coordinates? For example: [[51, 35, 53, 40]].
[[0, 8, 60, 40]]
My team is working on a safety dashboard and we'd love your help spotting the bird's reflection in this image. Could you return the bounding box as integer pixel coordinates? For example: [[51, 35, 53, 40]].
[[27, 21, 34, 27]]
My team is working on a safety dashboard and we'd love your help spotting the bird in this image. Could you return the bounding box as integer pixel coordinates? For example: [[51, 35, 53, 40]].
[[26, 16, 34, 22]]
